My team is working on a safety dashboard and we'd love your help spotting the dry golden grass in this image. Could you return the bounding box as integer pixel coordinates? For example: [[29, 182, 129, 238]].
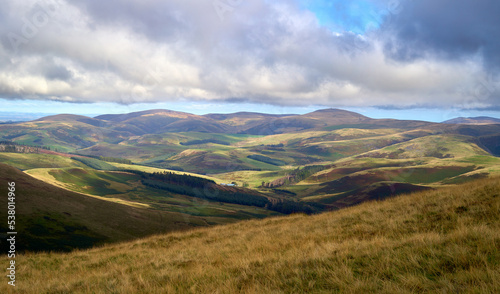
[[3, 177, 499, 293]]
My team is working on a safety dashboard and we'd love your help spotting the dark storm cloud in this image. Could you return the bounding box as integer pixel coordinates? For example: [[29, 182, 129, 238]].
[[382, 0, 500, 72]]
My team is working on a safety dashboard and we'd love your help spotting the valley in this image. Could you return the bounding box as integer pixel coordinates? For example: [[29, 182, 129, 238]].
[[1, 108, 500, 253]]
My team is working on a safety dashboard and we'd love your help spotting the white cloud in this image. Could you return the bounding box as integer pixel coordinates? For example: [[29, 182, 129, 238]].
[[0, 0, 498, 109]]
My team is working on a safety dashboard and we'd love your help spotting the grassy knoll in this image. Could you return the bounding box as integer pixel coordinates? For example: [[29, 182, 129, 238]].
[[3, 176, 499, 293]]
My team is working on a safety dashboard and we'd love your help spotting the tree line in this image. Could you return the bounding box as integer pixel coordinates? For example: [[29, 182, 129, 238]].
[[247, 154, 286, 166], [0, 141, 52, 153]]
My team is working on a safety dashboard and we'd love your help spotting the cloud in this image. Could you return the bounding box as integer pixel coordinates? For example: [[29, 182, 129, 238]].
[[0, 0, 498, 109], [381, 0, 500, 70]]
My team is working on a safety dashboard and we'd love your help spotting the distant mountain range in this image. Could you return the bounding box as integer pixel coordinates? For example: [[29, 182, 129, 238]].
[[33, 108, 436, 135], [26, 108, 500, 138], [442, 116, 500, 125], [2, 108, 499, 128], [1, 108, 500, 157]]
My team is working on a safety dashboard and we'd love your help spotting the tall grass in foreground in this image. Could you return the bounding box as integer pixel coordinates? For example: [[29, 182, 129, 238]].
[[2, 177, 499, 293]]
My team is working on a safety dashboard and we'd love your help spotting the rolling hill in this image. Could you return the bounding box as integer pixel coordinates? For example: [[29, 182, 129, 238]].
[[98, 109, 231, 135], [34, 114, 109, 127], [2, 176, 498, 293], [443, 116, 500, 125], [0, 163, 210, 253], [95, 109, 197, 122], [1, 108, 500, 221], [1, 109, 499, 158], [204, 111, 291, 129]]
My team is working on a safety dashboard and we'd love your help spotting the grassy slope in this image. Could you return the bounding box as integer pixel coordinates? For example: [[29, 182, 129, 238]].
[[280, 135, 500, 199], [0, 163, 210, 253], [0, 152, 86, 170], [234, 129, 400, 147], [0, 121, 99, 152], [212, 134, 500, 208], [78, 132, 260, 162], [210, 129, 432, 184], [3, 177, 499, 293], [355, 134, 489, 159], [79, 128, 411, 173], [24, 166, 280, 222], [26, 168, 139, 197]]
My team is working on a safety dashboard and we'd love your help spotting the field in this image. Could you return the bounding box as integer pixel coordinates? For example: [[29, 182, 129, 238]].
[[2, 176, 498, 293]]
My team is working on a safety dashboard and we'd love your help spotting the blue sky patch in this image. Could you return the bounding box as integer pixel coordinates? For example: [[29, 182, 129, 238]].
[[299, 0, 386, 34]]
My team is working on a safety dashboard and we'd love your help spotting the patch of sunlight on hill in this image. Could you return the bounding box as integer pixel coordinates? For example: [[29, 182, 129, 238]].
[[111, 162, 223, 183], [0, 152, 85, 170], [25, 168, 150, 208]]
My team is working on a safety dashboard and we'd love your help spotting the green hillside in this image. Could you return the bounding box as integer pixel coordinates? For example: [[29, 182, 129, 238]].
[[0, 152, 86, 170], [241, 134, 500, 207], [0, 163, 209, 253], [2, 176, 498, 293], [24, 166, 281, 222]]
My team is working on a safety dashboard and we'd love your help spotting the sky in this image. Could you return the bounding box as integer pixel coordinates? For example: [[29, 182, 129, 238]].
[[0, 0, 499, 122]]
